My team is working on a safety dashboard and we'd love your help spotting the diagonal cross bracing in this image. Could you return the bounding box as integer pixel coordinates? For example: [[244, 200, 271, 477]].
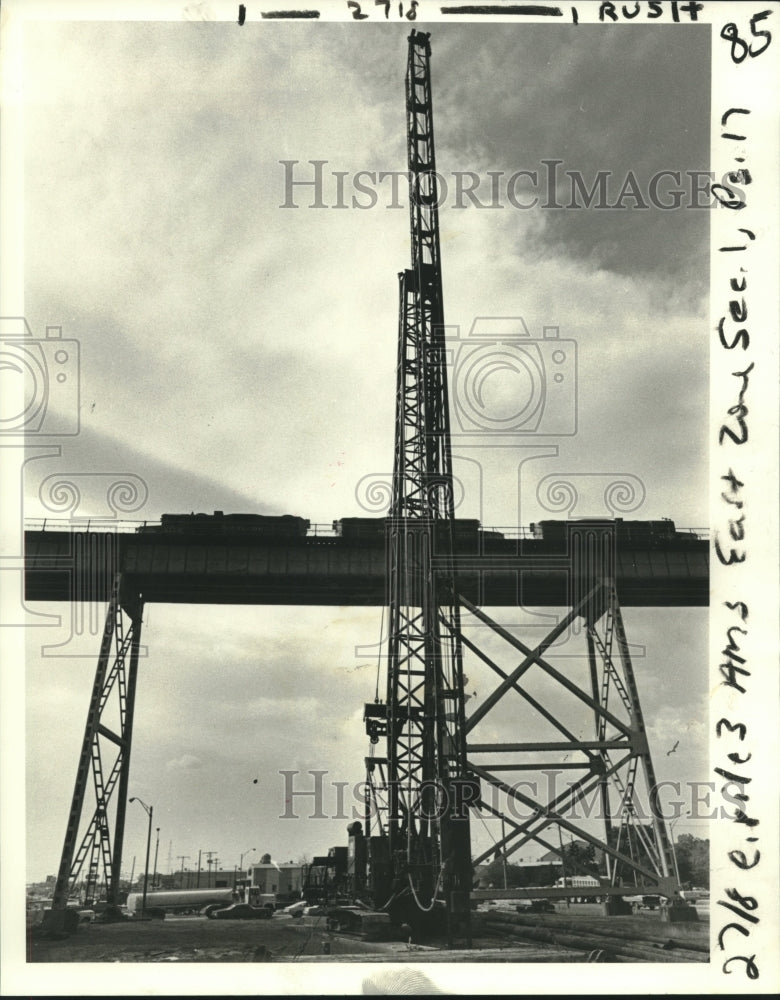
[[459, 577, 678, 897], [46, 576, 144, 925]]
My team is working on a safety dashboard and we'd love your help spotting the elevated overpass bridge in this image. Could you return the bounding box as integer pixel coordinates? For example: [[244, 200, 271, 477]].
[[24, 519, 709, 608], [27, 514, 708, 927]]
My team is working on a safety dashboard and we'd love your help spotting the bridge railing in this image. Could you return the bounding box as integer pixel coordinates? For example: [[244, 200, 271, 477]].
[[22, 518, 709, 540], [22, 518, 342, 536], [25, 518, 153, 533]]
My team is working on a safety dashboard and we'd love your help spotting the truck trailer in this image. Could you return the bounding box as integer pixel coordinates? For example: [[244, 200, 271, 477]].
[[125, 887, 235, 915]]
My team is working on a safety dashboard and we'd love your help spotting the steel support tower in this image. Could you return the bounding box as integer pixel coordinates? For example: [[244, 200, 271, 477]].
[[457, 532, 678, 908], [44, 576, 144, 929]]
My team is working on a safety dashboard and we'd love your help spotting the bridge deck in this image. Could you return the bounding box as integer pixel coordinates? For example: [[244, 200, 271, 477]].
[[24, 530, 709, 607]]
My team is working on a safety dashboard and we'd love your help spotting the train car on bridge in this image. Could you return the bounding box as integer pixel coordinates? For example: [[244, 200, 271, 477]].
[[530, 518, 701, 547], [136, 512, 310, 539], [333, 517, 493, 548]]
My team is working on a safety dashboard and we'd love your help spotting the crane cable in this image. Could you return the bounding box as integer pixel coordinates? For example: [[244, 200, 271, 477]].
[[374, 601, 385, 702], [407, 865, 443, 913]]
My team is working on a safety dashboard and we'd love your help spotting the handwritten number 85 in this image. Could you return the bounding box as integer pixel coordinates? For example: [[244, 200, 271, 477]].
[[721, 10, 772, 63]]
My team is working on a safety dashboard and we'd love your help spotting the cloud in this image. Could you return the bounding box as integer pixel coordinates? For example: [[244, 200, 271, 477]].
[[22, 416, 284, 521], [166, 754, 203, 771], [23, 19, 709, 533], [430, 24, 710, 289]]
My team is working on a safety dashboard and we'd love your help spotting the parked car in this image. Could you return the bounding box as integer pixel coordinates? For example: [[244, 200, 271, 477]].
[[679, 888, 709, 903], [516, 899, 555, 914], [208, 903, 272, 920]]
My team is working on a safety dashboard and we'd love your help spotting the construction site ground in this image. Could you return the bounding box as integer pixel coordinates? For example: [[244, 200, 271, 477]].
[[27, 902, 710, 964]]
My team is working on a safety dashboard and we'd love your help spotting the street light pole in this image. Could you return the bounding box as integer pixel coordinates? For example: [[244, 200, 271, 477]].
[[129, 797, 153, 919], [240, 847, 257, 873], [237, 848, 257, 896]]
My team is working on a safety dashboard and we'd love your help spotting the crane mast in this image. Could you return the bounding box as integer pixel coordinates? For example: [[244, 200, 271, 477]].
[[364, 30, 474, 943]]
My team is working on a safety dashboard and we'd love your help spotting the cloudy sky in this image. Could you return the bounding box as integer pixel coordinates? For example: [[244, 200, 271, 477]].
[[18, 16, 711, 883]]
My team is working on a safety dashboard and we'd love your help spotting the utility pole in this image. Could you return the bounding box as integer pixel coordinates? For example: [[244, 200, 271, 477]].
[[558, 825, 570, 910], [176, 855, 190, 889], [500, 816, 508, 890], [152, 828, 160, 889], [204, 851, 217, 889]]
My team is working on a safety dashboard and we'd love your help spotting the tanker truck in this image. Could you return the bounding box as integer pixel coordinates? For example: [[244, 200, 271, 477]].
[[125, 887, 236, 917]]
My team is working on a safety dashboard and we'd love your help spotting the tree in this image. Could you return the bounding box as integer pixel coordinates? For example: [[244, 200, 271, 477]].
[[560, 839, 597, 875], [482, 857, 524, 889], [674, 834, 709, 888], [605, 823, 668, 884], [475, 859, 560, 889]]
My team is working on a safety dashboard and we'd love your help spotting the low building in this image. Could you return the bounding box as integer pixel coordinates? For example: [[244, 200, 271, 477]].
[[473, 859, 561, 890], [155, 868, 242, 891], [249, 859, 304, 897]]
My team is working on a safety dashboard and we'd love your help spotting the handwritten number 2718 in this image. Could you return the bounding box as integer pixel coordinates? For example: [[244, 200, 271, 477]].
[[721, 10, 772, 63], [347, 1, 418, 18]]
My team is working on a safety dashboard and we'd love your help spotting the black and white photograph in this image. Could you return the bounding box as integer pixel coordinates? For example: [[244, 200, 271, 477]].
[[1, 0, 778, 995]]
